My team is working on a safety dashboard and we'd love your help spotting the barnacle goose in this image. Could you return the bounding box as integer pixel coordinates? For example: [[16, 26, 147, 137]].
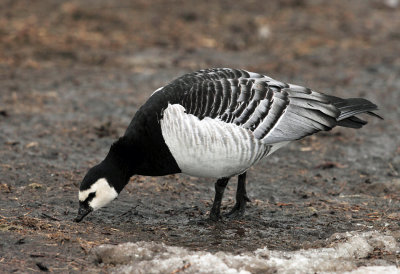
[[75, 68, 381, 222]]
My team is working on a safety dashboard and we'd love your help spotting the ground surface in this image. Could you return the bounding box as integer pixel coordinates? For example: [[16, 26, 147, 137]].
[[1, 0, 400, 272]]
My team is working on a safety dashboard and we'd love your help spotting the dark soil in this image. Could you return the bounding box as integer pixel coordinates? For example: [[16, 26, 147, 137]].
[[1, 0, 400, 272]]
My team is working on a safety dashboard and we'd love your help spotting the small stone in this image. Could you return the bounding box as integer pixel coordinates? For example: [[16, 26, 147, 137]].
[[28, 183, 44, 189], [384, 0, 399, 8]]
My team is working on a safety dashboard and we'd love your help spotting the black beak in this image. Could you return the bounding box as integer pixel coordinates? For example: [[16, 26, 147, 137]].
[[74, 204, 93, 222]]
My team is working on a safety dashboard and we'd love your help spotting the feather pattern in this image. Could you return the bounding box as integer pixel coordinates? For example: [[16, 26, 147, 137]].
[[160, 104, 270, 178], [162, 68, 373, 145], [151, 68, 380, 177]]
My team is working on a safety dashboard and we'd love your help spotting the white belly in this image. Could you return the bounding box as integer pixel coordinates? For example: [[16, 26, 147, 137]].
[[160, 104, 270, 178]]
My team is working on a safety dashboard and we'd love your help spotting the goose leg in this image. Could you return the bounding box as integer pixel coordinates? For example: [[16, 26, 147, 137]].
[[225, 172, 250, 218], [209, 177, 230, 221]]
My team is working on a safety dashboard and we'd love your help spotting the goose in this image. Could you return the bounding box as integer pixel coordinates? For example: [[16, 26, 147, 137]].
[[74, 68, 381, 222]]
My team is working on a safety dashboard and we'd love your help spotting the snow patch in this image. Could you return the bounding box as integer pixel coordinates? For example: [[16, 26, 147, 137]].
[[93, 231, 399, 274]]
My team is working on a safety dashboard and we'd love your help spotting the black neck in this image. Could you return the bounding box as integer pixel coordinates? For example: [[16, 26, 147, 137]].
[[122, 98, 181, 176], [111, 138, 139, 172], [102, 136, 141, 192]]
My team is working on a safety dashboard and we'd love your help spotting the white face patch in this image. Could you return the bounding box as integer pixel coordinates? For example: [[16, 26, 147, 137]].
[[78, 178, 118, 211]]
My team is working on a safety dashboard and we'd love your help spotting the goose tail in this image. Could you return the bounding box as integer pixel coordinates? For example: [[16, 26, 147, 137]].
[[325, 96, 383, 129]]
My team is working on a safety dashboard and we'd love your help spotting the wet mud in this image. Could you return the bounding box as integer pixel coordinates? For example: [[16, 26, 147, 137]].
[[1, 0, 400, 272]]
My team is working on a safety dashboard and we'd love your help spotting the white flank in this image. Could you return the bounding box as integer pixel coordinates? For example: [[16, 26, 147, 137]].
[[160, 104, 270, 178], [78, 178, 118, 211]]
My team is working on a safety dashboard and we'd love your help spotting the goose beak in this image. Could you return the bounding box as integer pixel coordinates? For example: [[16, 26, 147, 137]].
[[74, 204, 93, 222]]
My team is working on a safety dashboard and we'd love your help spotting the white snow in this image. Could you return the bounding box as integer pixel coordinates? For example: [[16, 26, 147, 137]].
[[93, 231, 399, 274]]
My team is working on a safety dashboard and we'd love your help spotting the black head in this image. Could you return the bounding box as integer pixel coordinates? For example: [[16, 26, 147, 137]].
[[74, 162, 121, 222], [74, 137, 141, 222]]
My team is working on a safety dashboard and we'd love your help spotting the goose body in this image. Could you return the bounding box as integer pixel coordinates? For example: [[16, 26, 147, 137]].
[[75, 68, 381, 222]]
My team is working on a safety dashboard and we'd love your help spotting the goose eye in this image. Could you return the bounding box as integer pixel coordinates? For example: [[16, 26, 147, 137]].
[[87, 192, 96, 201]]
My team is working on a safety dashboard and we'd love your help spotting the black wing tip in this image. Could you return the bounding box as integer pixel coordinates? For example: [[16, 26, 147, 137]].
[[367, 111, 384, 120]]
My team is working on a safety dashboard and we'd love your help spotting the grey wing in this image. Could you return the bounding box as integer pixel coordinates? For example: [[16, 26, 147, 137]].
[[177, 68, 341, 145], [256, 84, 340, 144]]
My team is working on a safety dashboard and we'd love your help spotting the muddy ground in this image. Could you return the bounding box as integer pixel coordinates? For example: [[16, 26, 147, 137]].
[[1, 0, 400, 272]]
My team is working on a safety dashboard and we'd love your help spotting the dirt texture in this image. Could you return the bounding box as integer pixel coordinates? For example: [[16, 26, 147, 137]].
[[1, 0, 400, 272]]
